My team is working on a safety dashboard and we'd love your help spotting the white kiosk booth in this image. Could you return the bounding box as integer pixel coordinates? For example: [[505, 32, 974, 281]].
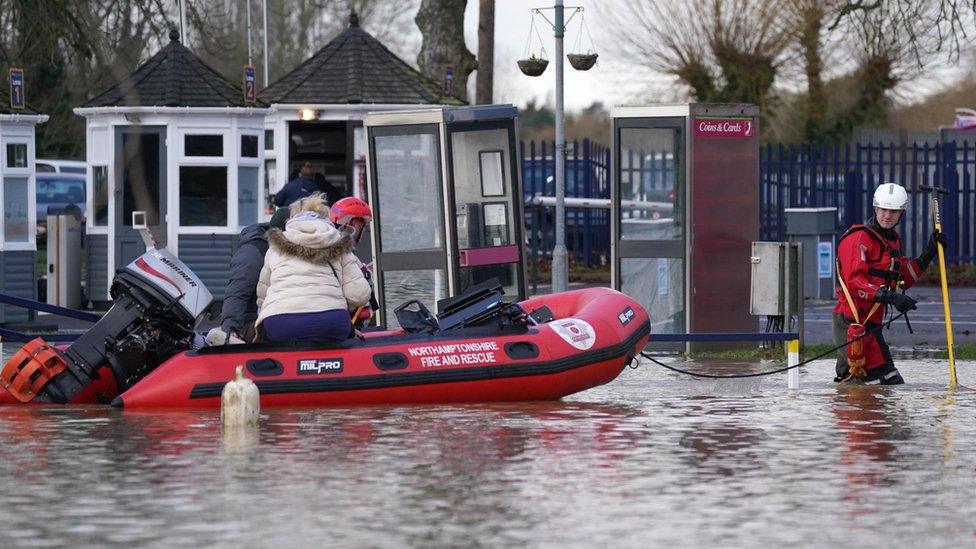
[[0, 93, 46, 323], [364, 105, 526, 327], [74, 30, 269, 301]]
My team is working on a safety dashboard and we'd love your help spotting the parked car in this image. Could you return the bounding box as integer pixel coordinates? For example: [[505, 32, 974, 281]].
[[36, 172, 86, 221], [36, 158, 86, 174]]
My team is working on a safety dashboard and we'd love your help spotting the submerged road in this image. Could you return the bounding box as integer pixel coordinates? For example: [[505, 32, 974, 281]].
[[802, 285, 976, 348]]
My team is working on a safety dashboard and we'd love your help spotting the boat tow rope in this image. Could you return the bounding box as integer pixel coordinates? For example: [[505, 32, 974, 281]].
[[636, 311, 908, 379]]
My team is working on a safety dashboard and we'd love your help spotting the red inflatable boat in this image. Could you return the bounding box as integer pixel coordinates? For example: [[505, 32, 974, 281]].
[[114, 286, 649, 409]]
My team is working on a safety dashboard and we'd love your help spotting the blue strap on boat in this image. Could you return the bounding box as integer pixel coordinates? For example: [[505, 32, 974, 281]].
[[0, 293, 100, 323], [0, 327, 81, 343]]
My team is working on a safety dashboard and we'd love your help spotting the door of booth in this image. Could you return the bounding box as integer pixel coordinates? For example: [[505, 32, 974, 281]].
[[367, 112, 525, 328], [612, 117, 685, 347], [368, 123, 448, 328], [115, 126, 167, 271], [445, 119, 524, 301]]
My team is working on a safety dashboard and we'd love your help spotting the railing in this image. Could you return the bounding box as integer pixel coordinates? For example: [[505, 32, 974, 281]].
[[520, 138, 975, 269], [760, 140, 976, 263]]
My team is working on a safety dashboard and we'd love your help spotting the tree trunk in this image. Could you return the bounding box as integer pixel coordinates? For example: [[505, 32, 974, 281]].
[[799, 3, 826, 141], [415, 0, 477, 103], [475, 0, 494, 104]]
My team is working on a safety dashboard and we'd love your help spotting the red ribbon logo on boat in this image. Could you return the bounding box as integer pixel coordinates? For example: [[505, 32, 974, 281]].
[[551, 318, 596, 350]]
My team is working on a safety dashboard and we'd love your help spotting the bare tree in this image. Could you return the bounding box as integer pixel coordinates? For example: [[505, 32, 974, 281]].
[[415, 0, 476, 102], [603, 0, 793, 115], [476, 0, 494, 104]]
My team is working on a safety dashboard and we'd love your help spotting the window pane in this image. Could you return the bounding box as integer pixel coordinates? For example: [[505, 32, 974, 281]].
[[180, 166, 227, 226], [184, 135, 223, 157], [122, 132, 161, 227], [264, 159, 277, 215], [621, 257, 684, 333], [93, 166, 108, 226], [374, 130, 444, 253], [238, 166, 258, 226], [241, 135, 258, 158], [619, 127, 681, 241], [6, 144, 27, 168], [264, 129, 274, 150], [4, 177, 29, 242]]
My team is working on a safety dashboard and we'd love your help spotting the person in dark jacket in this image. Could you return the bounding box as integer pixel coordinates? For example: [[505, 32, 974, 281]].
[[206, 207, 291, 344], [273, 161, 319, 207], [314, 171, 346, 207]]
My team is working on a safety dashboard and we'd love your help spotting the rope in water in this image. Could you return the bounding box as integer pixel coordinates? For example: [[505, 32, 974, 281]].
[[637, 311, 908, 379]]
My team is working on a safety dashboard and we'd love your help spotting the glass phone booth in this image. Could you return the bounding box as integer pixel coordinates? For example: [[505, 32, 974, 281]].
[[611, 104, 760, 351], [364, 105, 527, 327]]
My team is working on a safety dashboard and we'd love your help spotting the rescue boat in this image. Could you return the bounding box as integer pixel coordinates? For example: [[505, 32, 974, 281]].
[[114, 286, 650, 409]]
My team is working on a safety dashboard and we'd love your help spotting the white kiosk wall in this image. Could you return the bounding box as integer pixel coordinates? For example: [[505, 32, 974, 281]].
[[0, 116, 45, 323]]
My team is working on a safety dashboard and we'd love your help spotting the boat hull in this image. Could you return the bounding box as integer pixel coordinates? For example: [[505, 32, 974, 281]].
[[116, 287, 650, 409]]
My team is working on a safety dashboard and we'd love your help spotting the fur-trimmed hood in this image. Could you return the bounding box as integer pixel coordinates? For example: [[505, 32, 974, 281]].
[[267, 216, 355, 263]]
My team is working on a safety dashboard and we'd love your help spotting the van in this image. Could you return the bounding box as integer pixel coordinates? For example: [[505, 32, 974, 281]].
[[36, 172, 86, 220], [36, 158, 86, 175]]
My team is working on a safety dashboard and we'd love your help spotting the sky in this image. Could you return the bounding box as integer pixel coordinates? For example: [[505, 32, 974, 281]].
[[451, 1, 974, 113], [459, 0, 665, 111]]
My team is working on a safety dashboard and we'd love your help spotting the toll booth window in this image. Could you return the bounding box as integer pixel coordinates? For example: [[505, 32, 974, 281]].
[[374, 132, 444, 252], [5, 143, 28, 168], [3, 177, 29, 242], [179, 166, 228, 226], [92, 166, 109, 226], [184, 134, 224, 157], [241, 134, 259, 158], [619, 127, 681, 241]]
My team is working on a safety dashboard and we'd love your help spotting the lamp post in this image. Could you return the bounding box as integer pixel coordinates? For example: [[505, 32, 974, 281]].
[[518, 3, 595, 294], [551, 0, 568, 293]]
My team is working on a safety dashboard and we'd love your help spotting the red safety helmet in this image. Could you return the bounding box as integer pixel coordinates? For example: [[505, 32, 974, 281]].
[[330, 197, 373, 226]]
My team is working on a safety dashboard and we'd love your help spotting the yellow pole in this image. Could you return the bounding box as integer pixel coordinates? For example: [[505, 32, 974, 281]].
[[932, 200, 957, 388]]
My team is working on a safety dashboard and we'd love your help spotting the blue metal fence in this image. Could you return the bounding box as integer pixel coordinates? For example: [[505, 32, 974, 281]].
[[520, 138, 611, 268], [760, 140, 976, 263], [521, 138, 976, 267]]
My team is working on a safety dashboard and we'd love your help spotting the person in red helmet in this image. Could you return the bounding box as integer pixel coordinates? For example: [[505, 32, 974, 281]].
[[330, 196, 372, 244], [833, 182, 946, 384], [330, 197, 377, 327]]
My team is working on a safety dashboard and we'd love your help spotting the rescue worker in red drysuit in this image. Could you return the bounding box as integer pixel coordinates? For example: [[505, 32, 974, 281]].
[[833, 182, 946, 384]]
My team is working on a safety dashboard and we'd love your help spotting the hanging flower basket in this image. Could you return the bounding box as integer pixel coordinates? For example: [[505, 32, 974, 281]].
[[518, 57, 549, 77], [567, 53, 598, 71]]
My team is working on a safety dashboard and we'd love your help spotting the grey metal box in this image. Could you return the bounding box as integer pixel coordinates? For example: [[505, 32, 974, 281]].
[[784, 207, 837, 235], [749, 242, 801, 316]]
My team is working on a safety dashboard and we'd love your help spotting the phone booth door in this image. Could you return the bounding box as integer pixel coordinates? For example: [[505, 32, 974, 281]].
[[612, 117, 686, 344], [368, 124, 449, 328], [446, 120, 526, 299]]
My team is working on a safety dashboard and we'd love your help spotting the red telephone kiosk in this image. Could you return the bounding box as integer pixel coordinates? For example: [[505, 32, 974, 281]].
[[364, 105, 527, 328], [611, 104, 761, 350]]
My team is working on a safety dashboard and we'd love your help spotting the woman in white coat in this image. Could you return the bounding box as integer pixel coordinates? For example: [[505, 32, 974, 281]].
[[255, 194, 372, 341]]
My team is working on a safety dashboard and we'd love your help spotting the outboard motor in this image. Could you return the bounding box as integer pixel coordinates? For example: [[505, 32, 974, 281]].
[[1, 248, 212, 404]]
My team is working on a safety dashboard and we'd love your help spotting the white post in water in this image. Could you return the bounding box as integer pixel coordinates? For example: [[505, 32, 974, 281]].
[[787, 339, 800, 390], [221, 365, 260, 428]]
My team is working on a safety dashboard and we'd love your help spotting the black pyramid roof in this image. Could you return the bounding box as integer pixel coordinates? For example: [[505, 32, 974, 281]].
[[259, 13, 464, 106], [83, 28, 266, 109]]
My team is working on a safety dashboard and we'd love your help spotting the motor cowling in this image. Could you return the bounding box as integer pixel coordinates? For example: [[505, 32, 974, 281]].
[[0, 248, 212, 404]]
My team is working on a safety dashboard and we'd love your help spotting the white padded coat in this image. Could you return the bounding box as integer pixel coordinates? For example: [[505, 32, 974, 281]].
[[255, 216, 371, 327]]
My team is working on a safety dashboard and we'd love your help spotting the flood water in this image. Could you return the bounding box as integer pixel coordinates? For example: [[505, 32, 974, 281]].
[[0, 356, 973, 547]]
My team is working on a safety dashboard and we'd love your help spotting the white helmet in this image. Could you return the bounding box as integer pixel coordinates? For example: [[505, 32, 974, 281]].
[[873, 183, 908, 210]]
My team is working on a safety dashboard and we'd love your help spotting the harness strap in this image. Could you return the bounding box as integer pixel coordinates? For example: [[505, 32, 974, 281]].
[[836, 259, 881, 325]]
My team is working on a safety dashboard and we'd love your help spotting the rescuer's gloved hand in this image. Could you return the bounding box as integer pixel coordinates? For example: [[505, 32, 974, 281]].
[[917, 231, 948, 270], [875, 286, 917, 314]]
